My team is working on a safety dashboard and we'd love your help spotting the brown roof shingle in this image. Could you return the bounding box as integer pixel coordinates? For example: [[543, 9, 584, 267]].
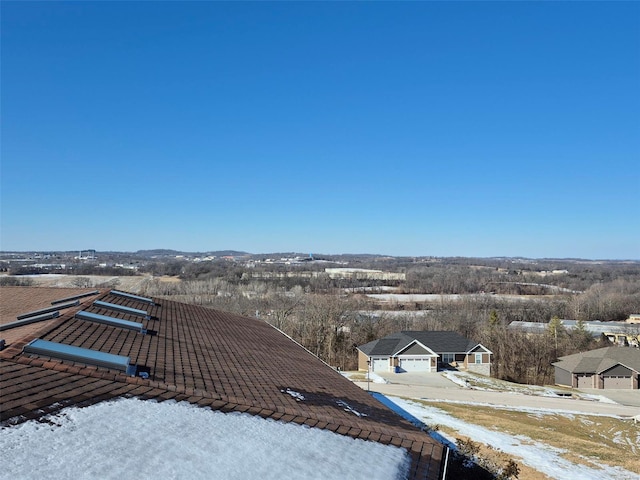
[[0, 286, 445, 479]]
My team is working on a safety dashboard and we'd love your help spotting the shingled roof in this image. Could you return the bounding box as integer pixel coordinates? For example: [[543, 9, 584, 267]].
[[359, 331, 482, 356], [0, 286, 446, 480]]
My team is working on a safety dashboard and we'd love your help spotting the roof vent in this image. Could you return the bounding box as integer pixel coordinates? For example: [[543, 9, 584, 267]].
[[23, 339, 137, 375], [110, 290, 156, 306], [93, 300, 151, 320], [75, 310, 147, 334]]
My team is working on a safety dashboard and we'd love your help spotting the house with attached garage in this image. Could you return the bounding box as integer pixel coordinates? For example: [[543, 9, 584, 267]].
[[552, 346, 640, 390], [357, 331, 493, 376]]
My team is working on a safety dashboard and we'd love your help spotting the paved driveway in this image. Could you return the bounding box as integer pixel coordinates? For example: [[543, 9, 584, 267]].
[[355, 372, 640, 418]]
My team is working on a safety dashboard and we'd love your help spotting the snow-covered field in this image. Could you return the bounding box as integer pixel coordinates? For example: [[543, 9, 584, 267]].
[[366, 293, 548, 303], [0, 398, 410, 480]]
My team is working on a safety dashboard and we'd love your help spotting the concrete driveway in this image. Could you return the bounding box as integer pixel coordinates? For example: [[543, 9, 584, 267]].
[[354, 371, 640, 418]]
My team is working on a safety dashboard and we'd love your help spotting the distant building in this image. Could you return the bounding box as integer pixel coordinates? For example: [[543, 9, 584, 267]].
[[627, 314, 640, 324], [325, 268, 405, 281], [553, 346, 640, 389], [508, 319, 640, 347]]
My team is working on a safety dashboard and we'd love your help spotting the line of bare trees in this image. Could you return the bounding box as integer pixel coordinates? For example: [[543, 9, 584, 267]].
[[138, 274, 638, 383]]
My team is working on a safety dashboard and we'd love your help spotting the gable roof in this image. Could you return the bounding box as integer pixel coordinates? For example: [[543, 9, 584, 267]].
[[552, 346, 640, 374], [396, 340, 438, 356], [359, 330, 486, 356], [0, 286, 445, 480]]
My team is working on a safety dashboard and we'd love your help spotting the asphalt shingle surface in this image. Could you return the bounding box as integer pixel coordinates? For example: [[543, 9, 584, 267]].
[[0, 287, 445, 479]]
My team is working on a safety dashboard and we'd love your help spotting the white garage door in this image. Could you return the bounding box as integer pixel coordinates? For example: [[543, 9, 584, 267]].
[[399, 358, 430, 372], [372, 358, 389, 372], [603, 376, 632, 389], [577, 374, 593, 388]]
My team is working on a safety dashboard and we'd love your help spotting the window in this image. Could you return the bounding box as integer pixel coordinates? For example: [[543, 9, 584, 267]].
[[475, 353, 483, 364], [441, 353, 454, 363]]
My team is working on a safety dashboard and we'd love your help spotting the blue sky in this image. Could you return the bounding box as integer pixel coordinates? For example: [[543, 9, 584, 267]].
[[1, 2, 639, 259]]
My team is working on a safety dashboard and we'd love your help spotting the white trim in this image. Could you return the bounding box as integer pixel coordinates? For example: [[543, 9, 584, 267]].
[[466, 343, 493, 355], [393, 339, 438, 357], [597, 362, 639, 375], [396, 355, 437, 372]]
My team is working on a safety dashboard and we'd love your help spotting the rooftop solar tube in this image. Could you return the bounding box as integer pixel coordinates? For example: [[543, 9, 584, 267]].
[[92, 300, 150, 320], [76, 310, 147, 334], [0, 311, 60, 332], [51, 290, 100, 305], [23, 339, 136, 375], [16, 301, 80, 320], [110, 290, 156, 306]]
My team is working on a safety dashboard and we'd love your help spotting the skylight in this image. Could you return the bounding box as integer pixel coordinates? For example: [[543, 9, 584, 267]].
[[110, 290, 156, 306], [16, 300, 79, 320], [51, 290, 100, 305], [0, 311, 60, 332], [23, 339, 136, 375], [75, 311, 147, 334], [93, 300, 150, 320]]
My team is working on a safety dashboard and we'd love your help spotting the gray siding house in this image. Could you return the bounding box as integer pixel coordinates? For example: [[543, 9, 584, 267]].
[[358, 331, 492, 376], [553, 347, 640, 390]]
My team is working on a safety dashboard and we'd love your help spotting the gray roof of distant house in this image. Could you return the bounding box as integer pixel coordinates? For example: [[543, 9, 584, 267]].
[[359, 331, 483, 356], [552, 346, 640, 374], [508, 320, 640, 337]]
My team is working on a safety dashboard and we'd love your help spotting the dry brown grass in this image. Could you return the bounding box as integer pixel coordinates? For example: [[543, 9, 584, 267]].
[[424, 400, 640, 477], [448, 431, 552, 480]]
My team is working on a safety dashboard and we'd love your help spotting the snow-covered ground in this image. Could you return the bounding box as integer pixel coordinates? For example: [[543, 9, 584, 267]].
[[381, 395, 640, 480], [342, 370, 390, 384], [346, 369, 640, 478], [0, 398, 410, 480], [366, 293, 548, 303]]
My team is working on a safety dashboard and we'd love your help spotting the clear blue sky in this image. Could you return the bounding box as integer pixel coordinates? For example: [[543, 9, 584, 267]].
[[1, 2, 639, 259]]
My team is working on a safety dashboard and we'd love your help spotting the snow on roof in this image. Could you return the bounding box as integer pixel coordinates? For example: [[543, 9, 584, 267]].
[[1, 398, 410, 480]]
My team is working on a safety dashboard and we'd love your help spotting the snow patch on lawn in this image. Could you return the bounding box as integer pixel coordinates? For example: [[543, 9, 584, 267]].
[[443, 371, 624, 405], [341, 371, 389, 384], [579, 394, 619, 404], [0, 397, 410, 480], [384, 396, 639, 480], [369, 371, 390, 384]]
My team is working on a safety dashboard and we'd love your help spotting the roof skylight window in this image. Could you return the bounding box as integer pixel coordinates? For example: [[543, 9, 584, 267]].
[[0, 312, 60, 332], [23, 339, 137, 375], [76, 310, 147, 334], [16, 301, 79, 320], [92, 300, 150, 320], [110, 290, 156, 306], [51, 291, 100, 305]]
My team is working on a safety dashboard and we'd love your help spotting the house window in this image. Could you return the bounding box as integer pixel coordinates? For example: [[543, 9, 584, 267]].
[[441, 354, 455, 363], [475, 353, 482, 364]]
